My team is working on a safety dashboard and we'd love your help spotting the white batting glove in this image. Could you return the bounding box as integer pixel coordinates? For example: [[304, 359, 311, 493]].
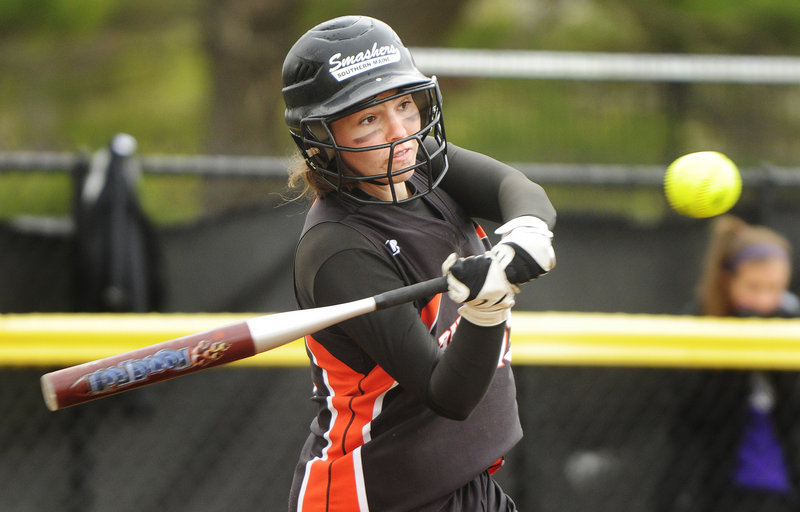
[[442, 252, 516, 327], [492, 216, 556, 285]]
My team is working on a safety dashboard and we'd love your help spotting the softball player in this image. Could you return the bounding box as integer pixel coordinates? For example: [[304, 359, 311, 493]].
[[281, 15, 556, 511]]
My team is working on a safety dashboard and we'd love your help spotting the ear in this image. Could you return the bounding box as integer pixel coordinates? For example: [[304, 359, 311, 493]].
[[299, 122, 335, 168]]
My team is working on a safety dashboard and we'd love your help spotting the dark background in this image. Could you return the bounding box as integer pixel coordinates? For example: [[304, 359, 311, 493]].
[[1, 164, 799, 511]]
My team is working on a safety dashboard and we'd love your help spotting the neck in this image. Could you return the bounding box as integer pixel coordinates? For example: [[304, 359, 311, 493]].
[[359, 181, 410, 202]]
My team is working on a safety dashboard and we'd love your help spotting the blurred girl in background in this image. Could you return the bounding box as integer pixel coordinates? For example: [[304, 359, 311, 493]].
[[657, 214, 800, 512], [694, 214, 797, 318]]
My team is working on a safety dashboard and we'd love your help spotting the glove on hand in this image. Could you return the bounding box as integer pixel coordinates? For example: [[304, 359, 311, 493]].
[[442, 252, 516, 327], [492, 216, 556, 285]]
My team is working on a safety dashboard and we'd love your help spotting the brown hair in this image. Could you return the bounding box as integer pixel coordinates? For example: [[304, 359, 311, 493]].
[[285, 154, 330, 203], [696, 214, 792, 316], [285, 152, 362, 204]]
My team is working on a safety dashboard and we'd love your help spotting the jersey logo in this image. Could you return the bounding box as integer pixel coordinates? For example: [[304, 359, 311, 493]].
[[385, 239, 401, 256]]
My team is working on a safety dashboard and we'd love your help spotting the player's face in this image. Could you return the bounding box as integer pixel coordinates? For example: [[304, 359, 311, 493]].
[[330, 90, 421, 201], [728, 257, 792, 317]]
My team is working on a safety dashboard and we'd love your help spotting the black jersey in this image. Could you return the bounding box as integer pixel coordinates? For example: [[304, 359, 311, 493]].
[[289, 143, 554, 511]]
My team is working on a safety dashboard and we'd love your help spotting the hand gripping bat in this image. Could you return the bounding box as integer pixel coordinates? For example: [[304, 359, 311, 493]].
[[41, 276, 448, 411]]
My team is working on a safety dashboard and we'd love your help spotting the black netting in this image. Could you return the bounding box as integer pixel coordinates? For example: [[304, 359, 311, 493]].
[[5, 365, 800, 511], [2, 147, 800, 511]]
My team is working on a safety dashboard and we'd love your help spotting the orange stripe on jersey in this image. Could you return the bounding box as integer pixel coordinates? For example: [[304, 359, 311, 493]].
[[475, 223, 488, 240], [300, 335, 397, 511], [300, 453, 362, 511], [419, 292, 442, 331], [488, 457, 504, 474]]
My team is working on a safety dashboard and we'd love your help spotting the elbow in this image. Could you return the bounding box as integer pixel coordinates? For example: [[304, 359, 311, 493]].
[[442, 410, 471, 422], [425, 390, 481, 421], [429, 401, 475, 421]]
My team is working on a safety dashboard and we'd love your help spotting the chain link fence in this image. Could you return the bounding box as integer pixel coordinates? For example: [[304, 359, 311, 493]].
[[2, 144, 799, 511], [4, 49, 800, 511]]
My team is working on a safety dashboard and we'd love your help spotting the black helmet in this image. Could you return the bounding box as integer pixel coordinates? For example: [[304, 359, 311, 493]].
[[282, 15, 448, 204]]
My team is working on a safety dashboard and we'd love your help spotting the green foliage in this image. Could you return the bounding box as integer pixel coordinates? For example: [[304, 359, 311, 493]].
[[294, 0, 363, 31], [1, 0, 207, 153], [137, 175, 205, 225], [0, 0, 117, 35], [56, 23, 211, 152], [545, 185, 669, 226], [442, 79, 672, 164], [3, 0, 800, 223], [0, 172, 72, 217]]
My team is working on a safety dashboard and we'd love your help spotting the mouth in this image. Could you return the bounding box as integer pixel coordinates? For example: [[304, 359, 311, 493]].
[[391, 144, 417, 166], [393, 147, 411, 160]]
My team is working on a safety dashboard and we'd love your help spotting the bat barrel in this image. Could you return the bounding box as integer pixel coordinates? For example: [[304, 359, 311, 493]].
[[40, 321, 256, 411]]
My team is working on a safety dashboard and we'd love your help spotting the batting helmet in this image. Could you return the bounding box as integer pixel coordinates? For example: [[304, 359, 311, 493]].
[[281, 15, 448, 204]]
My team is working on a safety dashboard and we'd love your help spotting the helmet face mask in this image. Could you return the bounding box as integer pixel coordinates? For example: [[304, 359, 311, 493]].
[[296, 82, 446, 204], [282, 16, 448, 205]]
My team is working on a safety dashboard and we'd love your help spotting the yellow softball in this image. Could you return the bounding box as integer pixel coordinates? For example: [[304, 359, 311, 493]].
[[664, 151, 742, 218]]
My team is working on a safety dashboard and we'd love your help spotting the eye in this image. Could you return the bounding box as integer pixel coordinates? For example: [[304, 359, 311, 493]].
[[358, 114, 376, 126], [398, 99, 413, 111]]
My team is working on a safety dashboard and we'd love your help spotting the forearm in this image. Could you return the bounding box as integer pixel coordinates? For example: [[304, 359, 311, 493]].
[[426, 320, 506, 420]]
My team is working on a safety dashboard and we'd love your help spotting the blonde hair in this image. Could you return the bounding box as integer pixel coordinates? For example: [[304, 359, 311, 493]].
[[696, 214, 792, 316]]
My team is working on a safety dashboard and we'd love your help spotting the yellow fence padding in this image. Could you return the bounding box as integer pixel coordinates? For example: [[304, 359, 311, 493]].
[[2, 312, 799, 369]]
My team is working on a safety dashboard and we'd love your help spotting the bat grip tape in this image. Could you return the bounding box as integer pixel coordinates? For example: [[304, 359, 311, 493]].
[[373, 276, 448, 311]]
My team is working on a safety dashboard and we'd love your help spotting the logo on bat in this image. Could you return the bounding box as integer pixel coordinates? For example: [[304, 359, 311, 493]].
[[82, 339, 232, 395]]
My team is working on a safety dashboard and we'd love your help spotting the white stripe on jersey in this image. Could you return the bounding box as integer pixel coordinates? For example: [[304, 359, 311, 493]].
[[297, 345, 336, 511], [353, 446, 370, 511]]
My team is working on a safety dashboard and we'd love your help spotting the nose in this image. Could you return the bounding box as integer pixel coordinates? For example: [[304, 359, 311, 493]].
[[385, 111, 411, 142]]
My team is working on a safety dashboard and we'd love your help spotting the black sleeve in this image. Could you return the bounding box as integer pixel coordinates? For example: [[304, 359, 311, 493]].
[[425, 320, 506, 420], [298, 222, 507, 420], [439, 142, 556, 228]]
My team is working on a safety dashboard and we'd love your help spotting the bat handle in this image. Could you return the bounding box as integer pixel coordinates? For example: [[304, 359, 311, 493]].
[[373, 276, 448, 310]]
